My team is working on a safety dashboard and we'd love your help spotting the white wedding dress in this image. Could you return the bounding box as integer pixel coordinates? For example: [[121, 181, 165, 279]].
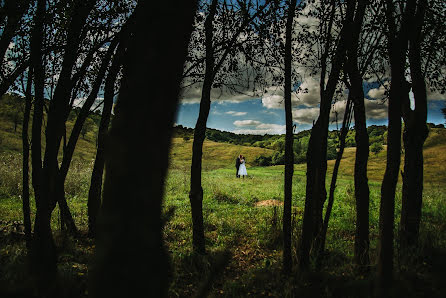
[[238, 160, 247, 176]]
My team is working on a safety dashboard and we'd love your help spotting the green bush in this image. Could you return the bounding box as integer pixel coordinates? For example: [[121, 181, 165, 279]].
[[371, 142, 383, 154], [271, 151, 285, 165], [254, 155, 273, 166]]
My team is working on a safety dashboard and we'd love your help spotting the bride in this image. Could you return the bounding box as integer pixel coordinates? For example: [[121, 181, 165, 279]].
[[238, 155, 247, 178]]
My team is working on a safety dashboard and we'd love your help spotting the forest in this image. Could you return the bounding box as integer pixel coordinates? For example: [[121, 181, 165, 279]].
[[0, 0, 446, 297]]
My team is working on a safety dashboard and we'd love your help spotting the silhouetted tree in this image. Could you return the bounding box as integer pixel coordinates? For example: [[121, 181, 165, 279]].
[[400, 0, 428, 252], [345, 0, 370, 268], [87, 29, 129, 237], [21, 70, 32, 251], [377, 0, 416, 293], [318, 96, 353, 264], [29, 0, 57, 293], [300, 0, 355, 271], [91, 1, 197, 296], [188, 0, 271, 253], [282, 0, 296, 274]]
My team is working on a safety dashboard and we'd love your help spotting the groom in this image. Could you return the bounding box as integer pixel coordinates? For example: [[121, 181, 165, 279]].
[[235, 155, 241, 178]]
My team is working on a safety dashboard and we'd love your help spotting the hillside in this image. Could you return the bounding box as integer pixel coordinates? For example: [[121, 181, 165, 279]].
[[1, 93, 446, 185]]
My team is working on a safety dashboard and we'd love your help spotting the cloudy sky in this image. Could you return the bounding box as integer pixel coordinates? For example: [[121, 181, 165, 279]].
[[176, 80, 446, 135], [175, 1, 446, 135]]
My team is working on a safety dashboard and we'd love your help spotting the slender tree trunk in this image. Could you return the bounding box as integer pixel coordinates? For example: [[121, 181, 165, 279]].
[[299, 0, 354, 271], [282, 0, 296, 274], [88, 42, 126, 238], [41, 0, 95, 230], [400, 0, 428, 252], [351, 74, 370, 268], [90, 1, 196, 296], [189, 0, 218, 254], [317, 97, 352, 262], [29, 0, 57, 293], [22, 69, 33, 250], [54, 36, 118, 235], [346, 0, 369, 268], [377, 0, 416, 291]]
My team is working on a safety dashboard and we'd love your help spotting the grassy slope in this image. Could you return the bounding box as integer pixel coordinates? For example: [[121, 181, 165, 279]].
[[1, 107, 446, 297]]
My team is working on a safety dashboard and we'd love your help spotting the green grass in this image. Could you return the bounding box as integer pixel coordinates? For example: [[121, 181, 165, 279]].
[[1, 106, 446, 296]]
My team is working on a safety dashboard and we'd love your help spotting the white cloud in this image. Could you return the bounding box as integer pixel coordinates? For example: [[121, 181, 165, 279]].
[[233, 123, 286, 135], [292, 97, 388, 125], [292, 107, 320, 124], [367, 85, 387, 99], [233, 120, 262, 127], [226, 111, 247, 116], [262, 94, 283, 109]]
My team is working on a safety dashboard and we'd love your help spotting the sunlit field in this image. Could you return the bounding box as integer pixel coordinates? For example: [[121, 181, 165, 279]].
[[1, 134, 445, 296]]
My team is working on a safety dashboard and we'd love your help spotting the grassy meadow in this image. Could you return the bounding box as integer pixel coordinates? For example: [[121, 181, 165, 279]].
[[1, 106, 446, 296]]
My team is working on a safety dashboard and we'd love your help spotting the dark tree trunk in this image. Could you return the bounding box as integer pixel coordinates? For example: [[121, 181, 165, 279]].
[[351, 74, 370, 268], [41, 0, 95, 225], [90, 1, 196, 296], [400, 0, 428, 252], [346, 0, 370, 268], [88, 40, 126, 238], [317, 96, 353, 262], [55, 36, 118, 235], [299, 0, 355, 271], [189, 0, 218, 254], [29, 0, 57, 293], [282, 0, 296, 274], [377, 0, 416, 291], [22, 69, 33, 250]]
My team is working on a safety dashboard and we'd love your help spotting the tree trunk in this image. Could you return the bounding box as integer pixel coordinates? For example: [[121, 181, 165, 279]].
[[41, 0, 95, 228], [299, 0, 355, 271], [29, 0, 57, 293], [282, 0, 296, 274], [189, 0, 218, 254], [400, 0, 428, 252], [317, 96, 352, 262], [88, 40, 126, 238], [346, 0, 369, 268], [90, 1, 196, 296], [22, 69, 33, 250], [54, 36, 118, 235], [377, 0, 416, 291]]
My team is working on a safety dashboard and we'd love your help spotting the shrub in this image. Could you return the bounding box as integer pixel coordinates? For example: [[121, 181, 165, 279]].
[[371, 142, 383, 154], [271, 151, 285, 165], [253, 155, 272, 166]]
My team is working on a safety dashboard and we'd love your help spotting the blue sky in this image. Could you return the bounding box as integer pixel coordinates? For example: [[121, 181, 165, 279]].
[[176, 85, 446, 134]]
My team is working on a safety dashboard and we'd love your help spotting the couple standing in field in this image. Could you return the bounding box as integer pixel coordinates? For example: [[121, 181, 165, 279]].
[[235, 154, 248, 178]]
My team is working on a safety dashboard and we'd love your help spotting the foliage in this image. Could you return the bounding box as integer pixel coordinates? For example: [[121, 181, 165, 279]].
[[370, 141, 383, 154]]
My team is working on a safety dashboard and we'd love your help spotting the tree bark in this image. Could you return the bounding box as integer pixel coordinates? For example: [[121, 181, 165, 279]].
[[317, 96, 353, 262], [299, 0, 355, 271], [41, 0, 95, 223], [346, 0, 370, 268], [377, 0, 416, 291], [55, 35, 118, 235], [282, 0, 296, 274], [29, 0, 57, 293], [189, 0, 218, 254], [400, 0, 428, 251], [87, 40, 126, 237], [22, 69, 33, 251], [90, 1, 196, 296]]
